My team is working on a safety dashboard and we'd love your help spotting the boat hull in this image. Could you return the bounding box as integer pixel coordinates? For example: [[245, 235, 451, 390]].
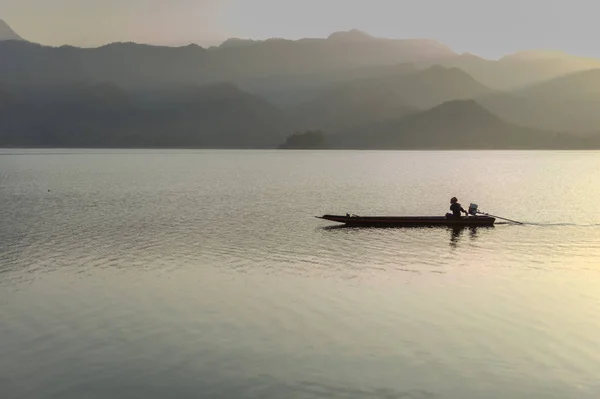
[[317, 214, 495, 227]]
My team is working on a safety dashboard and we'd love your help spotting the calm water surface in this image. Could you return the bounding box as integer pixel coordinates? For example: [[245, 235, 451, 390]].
[[1, 149, 600, 399]]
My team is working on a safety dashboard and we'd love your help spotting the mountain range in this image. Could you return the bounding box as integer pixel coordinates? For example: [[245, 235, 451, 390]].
[[1, 19, 600, 149], [331, 100, 596, 150], [0, 82, 287, 148]]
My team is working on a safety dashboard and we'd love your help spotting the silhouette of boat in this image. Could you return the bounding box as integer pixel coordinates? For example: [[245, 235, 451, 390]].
[[316, 214, 495, 227]]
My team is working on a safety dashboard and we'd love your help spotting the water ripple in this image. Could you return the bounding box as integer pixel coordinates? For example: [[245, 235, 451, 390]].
[[2, 150, 600, 399]]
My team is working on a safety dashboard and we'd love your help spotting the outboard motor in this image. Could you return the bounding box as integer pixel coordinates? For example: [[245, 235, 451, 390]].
[[468, 203, 479, 216]]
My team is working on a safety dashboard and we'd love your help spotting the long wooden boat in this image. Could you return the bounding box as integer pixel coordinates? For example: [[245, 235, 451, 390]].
[[317, 214, 496, 227]]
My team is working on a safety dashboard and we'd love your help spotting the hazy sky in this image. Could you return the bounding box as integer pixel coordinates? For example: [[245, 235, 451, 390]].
[[2, 0, 599, 57]]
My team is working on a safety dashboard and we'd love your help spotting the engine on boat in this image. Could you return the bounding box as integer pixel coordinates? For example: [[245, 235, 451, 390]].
[[468, 203, 479, 215]]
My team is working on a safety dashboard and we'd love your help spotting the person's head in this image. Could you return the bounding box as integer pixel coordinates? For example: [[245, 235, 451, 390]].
[[450, 197, 458, 204]]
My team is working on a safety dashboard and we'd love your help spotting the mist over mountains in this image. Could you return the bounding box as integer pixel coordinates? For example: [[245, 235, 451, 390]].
[[1, 19, 600, 149]]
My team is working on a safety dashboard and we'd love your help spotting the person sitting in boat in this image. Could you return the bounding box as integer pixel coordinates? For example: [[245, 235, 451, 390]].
[[447, 197, 469, 218]]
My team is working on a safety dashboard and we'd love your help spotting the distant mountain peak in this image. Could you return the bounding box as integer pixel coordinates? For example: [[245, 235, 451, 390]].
[[519, 68, 600, 98], [458, 52, 488, 62], [424, 99, 502, 124], [218, 38, 258, 49], [419, 65, 484, 82], [327, 29, 374, 41], [0, 19, 24, 41]]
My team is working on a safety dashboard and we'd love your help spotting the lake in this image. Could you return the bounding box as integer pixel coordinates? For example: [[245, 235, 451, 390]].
[[1, 149, 600, 399]]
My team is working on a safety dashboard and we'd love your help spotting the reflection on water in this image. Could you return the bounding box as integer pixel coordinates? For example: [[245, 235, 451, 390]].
[[449, 226, 483, 248], [322, 224, 485, 250], [2, 149, 600, 399]]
